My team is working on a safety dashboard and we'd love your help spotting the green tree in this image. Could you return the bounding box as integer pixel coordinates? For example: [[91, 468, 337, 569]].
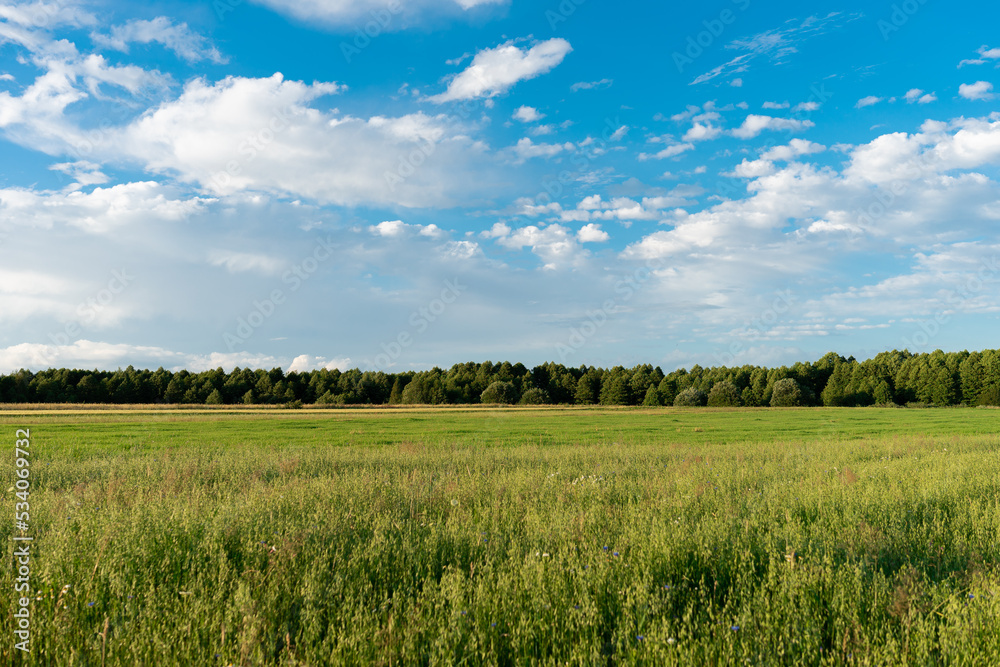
[[673, 387, 707, 407], [205, 389, 223, 405], [641, 385, 662, 406], [707, 380, 741, 407], [519, 387, 550, 405], [770, 378, 805, 407], [574, 371, 601, 405], [481, 381, 519, 405]]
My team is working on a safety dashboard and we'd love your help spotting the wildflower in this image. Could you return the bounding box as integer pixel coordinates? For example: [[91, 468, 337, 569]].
[[450, 499, 459, 506], [87, 602, 95, 607], [613, 552, 620, 557], [968, 593, 975, 599], [667, 637, 676, 644], [637, 635, 644, 641], [731, 625, 740, 631]]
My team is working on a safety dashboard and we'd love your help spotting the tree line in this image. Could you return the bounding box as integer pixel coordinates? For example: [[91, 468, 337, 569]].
[[3, 349, 1000, 408]]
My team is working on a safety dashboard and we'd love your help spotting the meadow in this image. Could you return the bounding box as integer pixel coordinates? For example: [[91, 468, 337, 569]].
[[2, 406, 999, 665]]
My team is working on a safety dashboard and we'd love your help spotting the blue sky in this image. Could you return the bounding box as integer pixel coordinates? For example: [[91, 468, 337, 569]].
[[1, 0, 999, 374]]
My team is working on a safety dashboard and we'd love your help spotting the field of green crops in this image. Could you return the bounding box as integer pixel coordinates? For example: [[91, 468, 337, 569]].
[[2, 406, 999, 665]]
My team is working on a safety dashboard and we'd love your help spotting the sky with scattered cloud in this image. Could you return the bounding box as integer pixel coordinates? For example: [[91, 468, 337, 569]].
[[1, 0, 999, 374]]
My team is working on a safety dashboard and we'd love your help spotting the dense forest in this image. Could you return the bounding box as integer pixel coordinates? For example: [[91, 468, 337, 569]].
[[3, 349, 1000, 407]]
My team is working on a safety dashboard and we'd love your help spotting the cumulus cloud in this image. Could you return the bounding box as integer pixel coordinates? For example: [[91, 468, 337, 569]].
[[101, 74, 495, 208], [959, 81, 995, 100], [430, 38, 572, 103], [512, 105, 544, 122], [0, 181, 212, 234], [509, 137, 574, 163], [683, 122, 722, 142], [902, 88, 936, 104], [368, 220, 445, 238], [731, 115, 814, 139], [577, 223, 609, 243], [761, 139, 825, 161], [287, 354, 352, 373]]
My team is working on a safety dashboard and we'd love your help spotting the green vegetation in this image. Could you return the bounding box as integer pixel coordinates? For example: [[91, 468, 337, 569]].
[[5, 348, 1000, 408], [2, 407, 999, 665]]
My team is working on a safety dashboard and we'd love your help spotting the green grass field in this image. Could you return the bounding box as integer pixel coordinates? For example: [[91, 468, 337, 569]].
[[2, 407, 999, 665]]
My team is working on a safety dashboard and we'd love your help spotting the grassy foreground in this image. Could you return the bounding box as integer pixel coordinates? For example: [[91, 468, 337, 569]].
[[2, 407, 999, 665]]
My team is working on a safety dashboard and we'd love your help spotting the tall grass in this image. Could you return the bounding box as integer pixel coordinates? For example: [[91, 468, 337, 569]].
[[2, 408, 999, 665]]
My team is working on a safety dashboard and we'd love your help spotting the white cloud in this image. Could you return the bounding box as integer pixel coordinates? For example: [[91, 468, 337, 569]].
[[0, 181, 212, 234], [512, 105, 544, 122], [762, 101, 790, 109], [99, 74, 493, 208], [609, 125, 629, 141], [49, 160, 108, 187], [903, 88, 937, 104], [729, 78, 743, 87], [732, 158, 774, 178], [639, 143, 694, 160], [488, 222, 590, 269], [731, 115, 814, 139], [91, 17, 226, 64], [691, 13, 858, 85], [430, 38, 572, 103], [683, 122, 722, 142], [287, 354, 352, 373], [958, 45, 1000, 67], [247, 0, 504, 27], [570, 78, 612, 92], [761, 139, 825, 161], [577, 223, 609, 243], [209, 250, 285, 275], [845, 117, 1000, 185], [959, 81, 995, 100], [369, 220, 446, 238], [855, 95, 882, 108], [510, 137, 574, 163], [0, 340, 285, 374], [794, 101, 819, 112]]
